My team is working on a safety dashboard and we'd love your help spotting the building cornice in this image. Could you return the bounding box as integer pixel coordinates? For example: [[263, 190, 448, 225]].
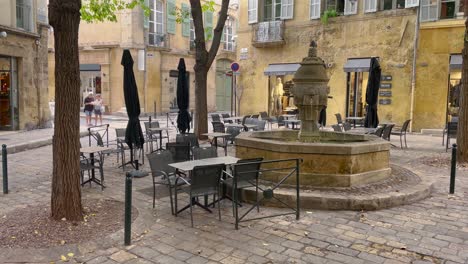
[[420, 19, 465, 30]]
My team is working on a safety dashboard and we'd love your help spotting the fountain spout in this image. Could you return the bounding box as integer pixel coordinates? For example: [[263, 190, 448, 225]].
[[292, 41, 330, 142]]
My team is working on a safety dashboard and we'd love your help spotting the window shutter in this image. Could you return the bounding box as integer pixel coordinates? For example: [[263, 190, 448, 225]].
[[204, 11, 213, 40], [143, 0, 149, 29], [420, 0, 437, 21], [364, 0, 377, 12], [182, 3, 191, 37], [248, 0, 258, 24], [406, 0, 419, 8], [167, 0, 176, 34], [344, 0, 358, 15], [281, 0, 294, 20], [310, 0, 321, 19]]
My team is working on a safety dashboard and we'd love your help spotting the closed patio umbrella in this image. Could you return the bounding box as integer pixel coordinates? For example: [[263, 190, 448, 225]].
[[364, 57, 381, 128], [176, 58, 191, 134], [121, 50, 145, 167]]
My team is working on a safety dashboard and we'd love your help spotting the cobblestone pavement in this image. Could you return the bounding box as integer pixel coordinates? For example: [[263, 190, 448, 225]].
[[0, 131, 467, 264]]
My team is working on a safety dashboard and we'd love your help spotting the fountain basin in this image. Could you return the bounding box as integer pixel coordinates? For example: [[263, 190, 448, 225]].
[[235, 130, 391, 187]]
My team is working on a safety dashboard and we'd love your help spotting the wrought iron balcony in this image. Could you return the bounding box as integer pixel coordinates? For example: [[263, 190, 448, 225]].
[[252, 21, 285, 48]]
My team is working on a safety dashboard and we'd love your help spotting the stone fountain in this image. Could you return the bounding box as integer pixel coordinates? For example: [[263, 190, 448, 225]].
[[236, 42, 392, 188]]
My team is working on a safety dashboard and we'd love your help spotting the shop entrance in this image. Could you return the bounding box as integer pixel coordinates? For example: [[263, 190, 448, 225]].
[[447, 54, 462, 123], [264, 63, 300, 116], [0, 56, 18, 130], [344, 58, 371, 118], [79, 64, 101, 107]]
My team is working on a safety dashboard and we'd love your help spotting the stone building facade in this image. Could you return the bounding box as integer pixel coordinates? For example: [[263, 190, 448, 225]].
[[236, 0, 465, 131], [0, 0, 50, 130], [48, 0, 239, 115]]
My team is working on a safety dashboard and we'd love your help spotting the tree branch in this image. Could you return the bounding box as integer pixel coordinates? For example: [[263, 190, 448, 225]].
[[190, 0, 208, 65], [207, 0, 230, 67]]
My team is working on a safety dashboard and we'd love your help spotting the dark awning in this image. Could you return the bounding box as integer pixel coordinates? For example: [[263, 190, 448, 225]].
[[264, 63, 301, 76], [80, 64, 101, 71], [343, 58, 371, 72], [449, 54, 462, 71]]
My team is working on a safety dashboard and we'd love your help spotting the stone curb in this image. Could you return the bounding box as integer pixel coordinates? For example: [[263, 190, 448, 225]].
[[1, 131, 89, 155], [242, 166, 434, 211]]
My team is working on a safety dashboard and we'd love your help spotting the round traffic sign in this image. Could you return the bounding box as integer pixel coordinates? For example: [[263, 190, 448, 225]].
[[231, 62, 240, 72]]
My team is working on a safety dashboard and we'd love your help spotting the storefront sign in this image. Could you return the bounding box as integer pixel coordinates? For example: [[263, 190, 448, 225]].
[[240, 48, 249, 60], [379, 91, 392, 97], [381, 75, 392, 81], [379, 99, 392, 105], [380, 83, 392, 89], [169, 70, 179, 77]]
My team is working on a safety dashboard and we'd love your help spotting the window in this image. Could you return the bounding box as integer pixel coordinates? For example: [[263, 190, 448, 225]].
[[149, 0, 165, 46], [405, 0, 419, 8], [364, 0, 378, 12], [344, 0, 358, 15], [440, 0, 456, 19], [327, 0, 345, 13], [397, 0, 406, 8], [16, 0, 32, 32], [420, 0, 438, 21], [222, 18, 235, 51], [248, 0, 294, 23], [310, 0, 321, 19]]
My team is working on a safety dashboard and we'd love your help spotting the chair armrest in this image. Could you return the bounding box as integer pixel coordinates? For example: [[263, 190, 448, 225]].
[[223, 170, 234, 179], [175, 175, 191, 186]]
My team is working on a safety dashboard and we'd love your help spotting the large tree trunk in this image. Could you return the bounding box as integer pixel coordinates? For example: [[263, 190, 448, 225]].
[[49, 0, 83, 221], [194, 66, 209, 138], [458, 6, 468, 163]]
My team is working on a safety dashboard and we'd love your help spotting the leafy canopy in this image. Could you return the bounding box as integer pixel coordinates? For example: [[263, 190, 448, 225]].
[[81, 0, 150, 22]]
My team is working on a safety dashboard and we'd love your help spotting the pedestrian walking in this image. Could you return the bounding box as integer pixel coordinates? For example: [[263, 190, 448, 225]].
[[84, 92, 94, 126], [94, 93, 104, 126]]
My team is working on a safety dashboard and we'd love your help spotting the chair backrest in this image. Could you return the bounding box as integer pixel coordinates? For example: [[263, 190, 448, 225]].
[[373, 126, 385, 137], [221, 113, 230, 119], [94, 132, 105, 146], [166, 142, 191, 162], [211, 114, 221, 122], [255, 120, 266, 131], [277, 115, 285, 126], [382, 124, 394, 140], [146, 150, 176, 177], [226, 126, 241, 141], [191, 164, 224, 193], [332, 124, 342, 132], [234, 158, 263, 184], [251, 114, 259, 119], [176, 133, 199, 148], [241, 115, 249, 125], [212, 121, 225, 133], [447, 122, 458, 137], [259, 111, 268, 119], [115, 128, 126, 138], [144, 121, 160, 131], [221, 113, 232, 123], [343, 122, 351, 131], [192, 146, 218, 160], [335, 113, 343, 124], [401, 119, 411, 132]]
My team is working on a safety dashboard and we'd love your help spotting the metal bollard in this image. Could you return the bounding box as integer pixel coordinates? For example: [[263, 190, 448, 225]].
[[124, 172, 133, 245], [135, 160, 139, 171], [2, 144, 8, 194], [449, 144, 457, 194]]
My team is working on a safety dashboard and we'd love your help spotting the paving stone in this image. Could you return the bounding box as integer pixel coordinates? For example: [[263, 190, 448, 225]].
[[186, 256, 209, 264], [357, 252, 386, 263], [326, 245, 360, 257], [325, 252, 365, 264], [266, 251, 289, 262], [109, 250, 138, 263], [281, 239, 305, 250], [129, 246, 160, 259]]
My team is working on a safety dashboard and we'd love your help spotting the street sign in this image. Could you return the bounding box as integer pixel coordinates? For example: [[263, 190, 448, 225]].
[[231, 62, 240, 72]]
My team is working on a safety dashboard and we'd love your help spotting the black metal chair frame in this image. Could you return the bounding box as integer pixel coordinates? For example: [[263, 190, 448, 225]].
[[391, 119, 411, 149], [445, 122, 458, 152]]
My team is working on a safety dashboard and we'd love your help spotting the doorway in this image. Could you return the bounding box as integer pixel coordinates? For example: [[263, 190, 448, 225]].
[[80, 71, 101, 106], [215, 59, 233, 112], [0, 56, 19, 130], [346, 71, 369, 117]]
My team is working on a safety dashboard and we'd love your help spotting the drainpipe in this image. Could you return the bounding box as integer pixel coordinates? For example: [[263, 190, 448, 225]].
[[409, 4, 421, 132]]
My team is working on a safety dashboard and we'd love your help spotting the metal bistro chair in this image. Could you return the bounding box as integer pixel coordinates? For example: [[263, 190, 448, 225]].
[[166, 142, 191, 163], [277, 115, 285, 128], [382, 124, 395, 141], [115, 128, 144, 168], [445, 121, 458, 152], [175, 164, 225, 227], [147, 150, 187, 214], [335, 113, 344, 125], [176, 133, 200, 148], [226, 126, 241, 144], [372, 125, 385, 137], [225, 158, 263, 215], [212, 121, 225, 133], [391, 119, 411, 148], [144, 121, 160, 152], [192, 146, 218, 160], [251, 114, 259, 119], [221, 113, 232, 124], [254, 120, 266, 131], [94, 132, 125, 166], [332, 124, 342, 132], [211, 114, 221, 122]]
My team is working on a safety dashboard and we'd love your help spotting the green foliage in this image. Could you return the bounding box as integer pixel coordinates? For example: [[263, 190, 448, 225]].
[[321, 9, 338, 25], [173, 1, 215, 23], [81, 0, 150, 23]]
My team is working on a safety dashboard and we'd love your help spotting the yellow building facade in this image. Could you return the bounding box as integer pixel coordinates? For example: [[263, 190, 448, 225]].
[[48, 0, 238, 115], [0, 0, 50, 130], [236, 0, 465, 131]]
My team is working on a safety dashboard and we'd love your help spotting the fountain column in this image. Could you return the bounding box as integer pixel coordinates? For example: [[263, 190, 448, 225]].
[[292, 41, 330, 142]]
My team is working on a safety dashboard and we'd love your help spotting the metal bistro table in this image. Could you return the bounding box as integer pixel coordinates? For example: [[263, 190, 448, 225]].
[[80, 146, 111, 188], [169, 156, 239, 214], [202, 132, 231, 156], [345, 116, 365, 128], [223, 116, 243, 123], [148, 127, 170, 151], [225, 123, 257, 131]]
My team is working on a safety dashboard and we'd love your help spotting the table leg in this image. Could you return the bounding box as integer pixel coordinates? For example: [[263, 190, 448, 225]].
[[90, 152, 95, 184], [159, 131, 163, 150]]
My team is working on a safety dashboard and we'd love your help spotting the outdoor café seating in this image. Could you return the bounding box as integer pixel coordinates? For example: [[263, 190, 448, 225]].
[[166, 142, 191, 163], [390, 119, 411, 148]]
